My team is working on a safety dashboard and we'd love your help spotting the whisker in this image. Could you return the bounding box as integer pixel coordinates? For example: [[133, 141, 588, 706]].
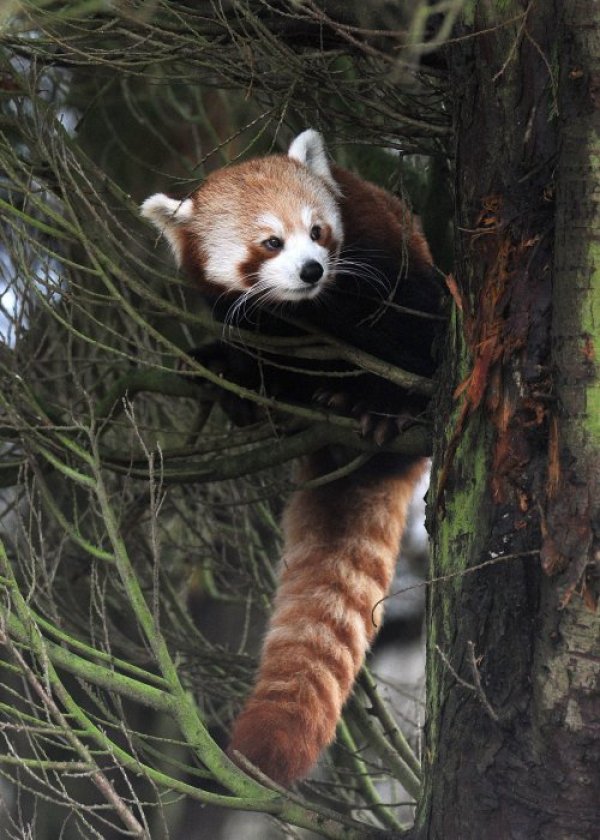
[[333, 258, 391, 297], [339, 243, 389, 257], [225, 279, 278, 343], [335, 264, 389, 286]]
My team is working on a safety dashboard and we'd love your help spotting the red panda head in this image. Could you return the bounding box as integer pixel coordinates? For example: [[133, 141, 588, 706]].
[[141, 130, 343, 303]]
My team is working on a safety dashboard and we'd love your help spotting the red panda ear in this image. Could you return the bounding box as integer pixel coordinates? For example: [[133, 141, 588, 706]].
[[288, 130, 338, 191], [140, 194, 194, 265]]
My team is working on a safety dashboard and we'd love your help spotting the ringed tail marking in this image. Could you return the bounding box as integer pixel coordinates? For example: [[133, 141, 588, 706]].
[[228, 457, 426, 786]]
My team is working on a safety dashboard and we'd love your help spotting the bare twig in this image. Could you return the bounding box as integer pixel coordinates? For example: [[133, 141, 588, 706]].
[[435, 643, 500, 723]]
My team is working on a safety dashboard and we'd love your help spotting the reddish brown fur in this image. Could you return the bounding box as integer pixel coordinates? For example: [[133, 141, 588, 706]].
[[239, 243, 277, 287], [229, 457, 426, 786], [198, 156, 331, 228], [159, 144, 436, 786], [332, 165, 433, 269], [223, 159, 433, 786], [177, 227, 205, 287], [177, 156, 343, 296], [177, 156, 429, 301], [315, 222, 334, 250]]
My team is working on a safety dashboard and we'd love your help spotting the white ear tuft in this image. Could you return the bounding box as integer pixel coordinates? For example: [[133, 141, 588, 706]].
[[140, 194, 194, 230], [288, 130, 336, 189], [140, 194, 194, 265]]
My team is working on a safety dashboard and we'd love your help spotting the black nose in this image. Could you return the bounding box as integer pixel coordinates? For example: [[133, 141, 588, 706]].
[[299, 260, 324, 285]]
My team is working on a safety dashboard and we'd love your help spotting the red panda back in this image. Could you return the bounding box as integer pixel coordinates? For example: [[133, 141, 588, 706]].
[[332, 164, 433, 269]]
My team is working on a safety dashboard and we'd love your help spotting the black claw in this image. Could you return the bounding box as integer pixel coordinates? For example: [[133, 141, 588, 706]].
[[313, 388, 332, 405], [373, 419, 392, 447], [328, 392, 349, 411], [313, 388, 353, 412], [395, 414, 415, 433], [359, 412, 375, 438], [351, 401, 367, 418]]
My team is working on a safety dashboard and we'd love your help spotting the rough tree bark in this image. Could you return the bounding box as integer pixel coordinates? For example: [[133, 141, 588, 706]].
[[414, 3, 600, 838]]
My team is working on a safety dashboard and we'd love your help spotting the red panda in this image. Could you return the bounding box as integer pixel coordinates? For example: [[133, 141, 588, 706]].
[[141, 130, 444, 787]]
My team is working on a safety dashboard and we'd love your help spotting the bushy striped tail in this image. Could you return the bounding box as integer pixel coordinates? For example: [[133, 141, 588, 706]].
[[228, 457, 426, 786]]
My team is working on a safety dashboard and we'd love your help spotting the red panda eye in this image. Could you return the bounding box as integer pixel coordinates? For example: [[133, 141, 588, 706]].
[[310, 225, 321, 241], [263, 236, 283, 251]]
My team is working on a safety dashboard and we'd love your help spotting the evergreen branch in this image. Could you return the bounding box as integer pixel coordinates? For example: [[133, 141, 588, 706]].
[[346, 695, 421, 800], [101, 423, 431, 484], [336, 718, 407, 832], [1, 608, 174, 712], [86, 430, 279, 800], [359, 667, 422, 779]]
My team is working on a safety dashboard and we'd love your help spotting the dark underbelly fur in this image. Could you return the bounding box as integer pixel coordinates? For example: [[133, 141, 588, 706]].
[[197, 241, 447, 435]]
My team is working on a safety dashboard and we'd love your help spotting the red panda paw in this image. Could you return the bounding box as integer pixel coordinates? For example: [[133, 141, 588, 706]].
[[313, 388, 421, 446], [358, 411, 421, 446], [227, 701, 325, 787], [313, 387, 352, 412]]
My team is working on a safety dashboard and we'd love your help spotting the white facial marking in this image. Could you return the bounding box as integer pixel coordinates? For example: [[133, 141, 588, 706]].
[[258, 231, 330, 301], [199, 215, 248, 290], [301, 205, 314, 229], [256, 212, 285, 240]]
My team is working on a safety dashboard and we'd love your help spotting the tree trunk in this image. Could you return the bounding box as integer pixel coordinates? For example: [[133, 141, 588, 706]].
[[414, 3, 600, 838]]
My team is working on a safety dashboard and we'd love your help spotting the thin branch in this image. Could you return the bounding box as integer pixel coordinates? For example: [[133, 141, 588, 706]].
[[435, 643, 500, 723]]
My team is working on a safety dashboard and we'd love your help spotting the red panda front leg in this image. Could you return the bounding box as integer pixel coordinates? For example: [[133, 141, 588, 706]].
[[228, 454, 427, 786]]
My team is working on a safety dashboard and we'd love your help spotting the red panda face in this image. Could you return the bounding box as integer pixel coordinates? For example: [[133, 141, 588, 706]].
[[141, 130, 344, 305], [229, 189, 341, 303]]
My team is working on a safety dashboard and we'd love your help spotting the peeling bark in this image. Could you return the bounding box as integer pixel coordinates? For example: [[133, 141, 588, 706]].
[[413, 3, 600, 838]]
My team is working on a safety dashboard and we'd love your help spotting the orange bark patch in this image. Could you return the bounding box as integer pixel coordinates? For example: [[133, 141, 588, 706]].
[[547, 414, 560, 499], [582, 334, 596, 362], [437, 196, 548, 510]]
